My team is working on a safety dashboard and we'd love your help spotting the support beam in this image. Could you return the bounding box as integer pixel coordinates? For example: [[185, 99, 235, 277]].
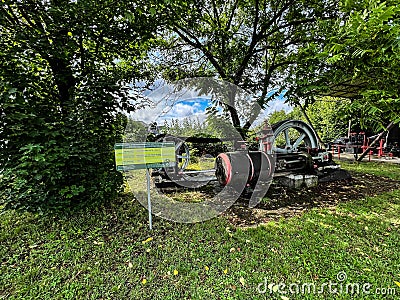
[[357, 122, 395, 161]]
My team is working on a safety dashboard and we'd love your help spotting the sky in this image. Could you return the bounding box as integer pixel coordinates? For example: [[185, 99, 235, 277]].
[[129, 84, 293, 127], [161, 99, 209, 121]]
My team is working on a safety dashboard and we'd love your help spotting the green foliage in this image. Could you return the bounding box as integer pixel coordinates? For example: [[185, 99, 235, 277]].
[[267, 108, 304, 126], [304, 97, 349, 142], [162, 117, 228, 156], [266, 97, 349, 143], [0, 1, 156, 211], [288, 0, 400, 130], [124, 119, 148, 142], [326, 0, 400, 129], [154, 0, 340, 134], [162, 117, 206, 137]]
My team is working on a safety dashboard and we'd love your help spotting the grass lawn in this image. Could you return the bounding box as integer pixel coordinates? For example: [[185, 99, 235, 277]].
[[1, 162, 400, 299], [336, 160, 400, 180]]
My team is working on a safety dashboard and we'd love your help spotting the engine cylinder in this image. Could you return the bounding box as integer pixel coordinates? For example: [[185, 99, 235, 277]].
[[215, 151, 273, 187]]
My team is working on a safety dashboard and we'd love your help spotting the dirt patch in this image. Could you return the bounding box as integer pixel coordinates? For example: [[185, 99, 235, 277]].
[[224, 172, 400, 227]]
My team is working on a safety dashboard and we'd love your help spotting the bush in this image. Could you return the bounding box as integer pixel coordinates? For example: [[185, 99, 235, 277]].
[[0, 84, 127, 212]]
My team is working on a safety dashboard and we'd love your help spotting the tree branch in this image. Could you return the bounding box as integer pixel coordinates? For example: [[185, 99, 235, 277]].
[[226, 0, 240, 30], [257, 0, 295, 39], [233, 0, 261, 85], [173, 25, 228, 79]]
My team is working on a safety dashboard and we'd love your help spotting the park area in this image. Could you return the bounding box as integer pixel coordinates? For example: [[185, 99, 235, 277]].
[[2, 1, 400, 299], [1, 160, 400, 299]]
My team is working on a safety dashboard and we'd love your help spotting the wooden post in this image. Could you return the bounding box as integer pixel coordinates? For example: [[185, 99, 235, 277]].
[[357, 122, 395, 161], [347, 120, 352, 139]]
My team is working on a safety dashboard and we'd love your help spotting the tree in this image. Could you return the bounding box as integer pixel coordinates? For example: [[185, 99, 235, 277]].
[[329, 0, 400, 129], [124, 119, 148, 142], [153, 0, 339, 136], [303, 97, 349, 142], [286, 0, 400, 130], [0, 1, 158, 210], [266, 97, 348, 143], [267, 109, 300, 125], [161, 117, 207, 136]]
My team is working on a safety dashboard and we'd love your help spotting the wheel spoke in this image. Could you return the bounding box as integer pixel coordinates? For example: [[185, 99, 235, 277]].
[[293, 133, 306, 149], [272, 120, 319, 154], [284, 129, 291, 148], [175, 141, 183, 150]]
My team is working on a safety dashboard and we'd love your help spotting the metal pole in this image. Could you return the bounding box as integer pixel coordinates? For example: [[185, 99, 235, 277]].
[[146, 168, 153, 230]]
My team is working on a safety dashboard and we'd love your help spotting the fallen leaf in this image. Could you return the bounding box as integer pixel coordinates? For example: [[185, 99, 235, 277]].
[[239, 277, 245, 286], [142, 237, 153, 244]]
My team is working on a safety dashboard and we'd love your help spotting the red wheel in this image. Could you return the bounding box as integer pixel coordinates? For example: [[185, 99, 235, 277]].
[[215, 153, 232, 186]]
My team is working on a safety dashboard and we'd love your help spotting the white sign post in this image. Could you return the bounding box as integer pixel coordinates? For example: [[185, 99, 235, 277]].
[[114, 142, 176, 229]]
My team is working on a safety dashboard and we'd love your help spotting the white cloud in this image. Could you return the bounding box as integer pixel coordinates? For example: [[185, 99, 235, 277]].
[[251, 98, 294, 128], [129, 80, 293, 128], [266, 98, 293, 114], [130, 100, 209, 125], [166, 103, 197, 118]]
